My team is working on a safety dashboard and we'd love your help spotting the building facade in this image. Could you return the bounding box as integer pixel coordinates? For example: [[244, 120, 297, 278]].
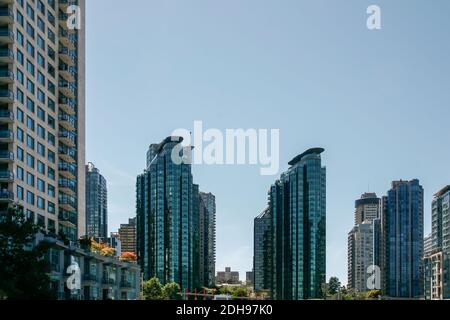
[[424, 186, 450, 300], [136, 136, 198, 291], [0, 0, 86, 242], [198, 192, 216, 288], [269, 148, 326, 300], [85, 162, 107, 239], [118, 217, 136, 254], [381, 180, 424, 298], [347, 193, 380, 293], [216, 267, 240, 285], [253, 207, 272, 293]]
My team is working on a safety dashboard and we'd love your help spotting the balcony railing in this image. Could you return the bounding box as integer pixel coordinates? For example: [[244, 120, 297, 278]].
[[0, 48, 13, 61], [0, 150, 14, 161], [0, 190, 13, 201], [58, 162, 77, 177], [0, 89, 13, 100], [0, 110, 13, 121], [0, 170, 14, 181], [0, 130, 13, 140]]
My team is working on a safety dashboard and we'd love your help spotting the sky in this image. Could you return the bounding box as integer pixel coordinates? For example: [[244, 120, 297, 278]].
[[85, 0, 450, 284]]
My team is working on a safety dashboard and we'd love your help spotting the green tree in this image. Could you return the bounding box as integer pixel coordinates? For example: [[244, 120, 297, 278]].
[[231, 286, 249, 299], [0, 205, 55, 300], [143, 277, 164, 300], [162, 282, 181, 300], [328, 277, 341, 296]]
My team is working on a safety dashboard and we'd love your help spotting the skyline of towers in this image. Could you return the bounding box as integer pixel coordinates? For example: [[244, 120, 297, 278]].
[[85, 162, 107, 239], [253, 148, 326, 300], [0, 0, 86, 241]]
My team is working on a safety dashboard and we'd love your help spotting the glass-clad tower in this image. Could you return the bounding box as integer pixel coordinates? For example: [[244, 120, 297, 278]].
[[198, 192, 216, 288], [136, 136, 197, 291], [269, 148, 326, 300], [381, 179, 424, 298], [85, 162, 107, 239], [253, 207, 272, 293], [0, 0, 86, 241]]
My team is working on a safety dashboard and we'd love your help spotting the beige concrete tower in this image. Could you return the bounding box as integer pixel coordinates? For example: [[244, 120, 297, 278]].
[[0, 0, 85, 241]]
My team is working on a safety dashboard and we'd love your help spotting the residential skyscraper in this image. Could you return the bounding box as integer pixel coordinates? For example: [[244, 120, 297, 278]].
[[118, 217, 136, 254], [347, 193, 380, 293], [424, 234, 433, 257], [0, 0, 86, 241], [198, 192, 216, 288], [136, 136, 198, 291], [268, 148, 326, 300], [85, 162, 107, 239], [253, 207, 272, 293], [424, 186, 450, 300], [381, 179, 424, 298]]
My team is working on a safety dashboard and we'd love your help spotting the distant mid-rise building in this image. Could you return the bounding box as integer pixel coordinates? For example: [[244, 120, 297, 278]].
[[424, 186, 450, 300], [348, 193, 380, 293], [86, 163, 107, 240], [216, 267, 240, 285], [253, 208, 272, 293], [424, 234, 433, 257], [381, 179, 424, 299], [246, 271, 254, 286], [118, 218, 136, 254], [268, 148, 326, 300]]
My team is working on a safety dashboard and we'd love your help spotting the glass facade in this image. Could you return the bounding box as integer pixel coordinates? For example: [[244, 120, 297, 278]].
[[253, 207, 272, 293], [267, 148, 326, 300], [382, 179, 424, 298], [85, 162, 107, 239], [136, 137, 199, 291]]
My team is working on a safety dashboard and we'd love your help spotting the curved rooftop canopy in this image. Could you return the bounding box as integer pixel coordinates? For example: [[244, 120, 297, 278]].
[[288, 148, 325, 166]]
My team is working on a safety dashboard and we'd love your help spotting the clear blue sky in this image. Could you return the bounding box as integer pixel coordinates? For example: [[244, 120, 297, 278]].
[[86, 0, 450, 284]]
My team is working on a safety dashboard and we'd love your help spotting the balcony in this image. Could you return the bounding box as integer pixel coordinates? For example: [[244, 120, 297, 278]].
[[59, 64, 76, 82], [0, 170, 13, 182], [58, 209, 77, 228], [0, 48, 13, 63], [59, 96, 76, 115], [102, 278, 116, 286], [0, 89, 13, 103], [120, 280, 133, 289], [0, 109, 13, 123], [0, 150, 13, 162], [59, 178, 77, 196], [59, 129, 76, 147], [59, 194, 76, 212], [59, 0, 76, 12], [0, 28, 13, 44], [0, 189, 13, 202], [59, 28, 74, 49], [0, 8, 13, 24], [0, 68, 13, 83], [59, 162, 76, 179], [0, 129, 13, 142], [58, 145, 76, 163], [58, 80, 76, 99], [83, 274, 98, 283], [59, 113, 76, 131], [59, 46, 75, 66]]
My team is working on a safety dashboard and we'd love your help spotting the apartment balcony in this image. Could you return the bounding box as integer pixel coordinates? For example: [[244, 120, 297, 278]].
[[58, 162, 77, 179], [58, 209, 77, 228], [120, 280, 133, 289], [59, 47, 75, 66], [59, 194, 76, 212], [58, 145, 76, 163], [0, 89, 13, 103], [59, 113, 76, 131], [83, 274, 98, 283], [102, 278, 116, 286], [0, 150, 13, 163], [59, 129, 76, 147], [59, 0, 76, 12], [0, 129, 13, 142], [59, 96, 76, 115], [0, 28, 13, 44], [0, 48, 13, 63], [0, 189, 13, 202], [59, 178, 77, 196], [0, 8, 13, 24], [0, 68, 13, 84], [58, 80, 76, 99], [59, 28, 75, 49], [59, 64, 76, 83], [0, 170, 13, 182], [0, 109, 13, 123]]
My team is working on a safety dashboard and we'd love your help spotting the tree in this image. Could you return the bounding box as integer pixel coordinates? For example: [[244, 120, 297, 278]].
[[120, 252, 137, 263], [328, 277, 341, 296], [231, 286, 249, 299], [0, 205, 55, 300], [366, 290, 381, 299], [143, 277, 163, 300], [162, 282, 181, 300]]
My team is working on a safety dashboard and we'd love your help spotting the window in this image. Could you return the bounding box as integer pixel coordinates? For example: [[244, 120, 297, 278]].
[[26, 60, 35, 76], [16, 68, 24, 85], [26, 42, 35, 58], [27, 79, 35, 94], [37, 214, 45, 227], [48, 184, 55, 198], [26, 153, 35, 168], [37, 53, 45, 68], [48, 115, 55, 129], [37, 160, 45, 175], [17, 127, 24, 142], [17, 186, 24, 201], [26, 23, 35, 39], [26, 135, 35, 150], [37, 178, 45, 192], [48, 167, 55, 180], [16, 31, 24, 47], [26, 4, 35, 21], [17, 166, 24, 181], [37, 107, 45, 121], [26, 97, 35, 112], [17, 108, 24, 123], [37, 89, 45, 103], [48, 202, 55, 214], [37, 125, 45, 139], [17, 10, 24, 27], [47, 132, 55, 146], [48, 150, 55, 163], [26, 172, 35, 187], [37, 143, 45, 157], [26, 191, 35, 206], [26, 116, 35, 131], [37, 197, 45, 210], [17, 88, 24, 104], [37, 35, 45, 50], [37, 71, 45, 85], [17, 147, 24, 162]]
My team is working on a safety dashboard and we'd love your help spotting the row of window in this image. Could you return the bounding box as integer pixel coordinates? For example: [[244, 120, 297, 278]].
[[17, 146, 56, 181], [17, 184, 56, 213]]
